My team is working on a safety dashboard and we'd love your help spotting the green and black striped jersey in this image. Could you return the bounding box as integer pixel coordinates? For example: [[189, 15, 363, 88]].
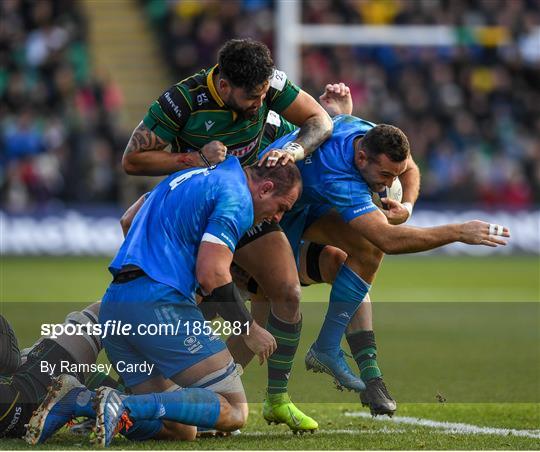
[[143, 65, 300, 166]]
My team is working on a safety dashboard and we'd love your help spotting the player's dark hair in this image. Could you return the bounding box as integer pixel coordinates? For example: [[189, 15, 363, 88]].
[[248, 162, 302, 197], [362, 124, 410, 162], [218, 39, 274, 92]]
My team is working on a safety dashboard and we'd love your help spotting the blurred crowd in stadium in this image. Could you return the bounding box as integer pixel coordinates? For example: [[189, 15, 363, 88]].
[[2, 0, 539, 211], [1, 0, 124, 211]]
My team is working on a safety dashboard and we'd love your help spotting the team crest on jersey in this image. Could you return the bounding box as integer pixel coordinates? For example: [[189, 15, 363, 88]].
[[228, 138, 258, 158]]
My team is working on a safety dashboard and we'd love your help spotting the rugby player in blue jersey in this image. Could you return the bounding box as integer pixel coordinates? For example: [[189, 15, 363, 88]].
[[249, 114, 510, 406], [25, 158, 302, 446], [227, 84, 417, 417]]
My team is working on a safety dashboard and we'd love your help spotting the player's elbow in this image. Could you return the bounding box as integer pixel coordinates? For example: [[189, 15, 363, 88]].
[[378, 240, 402, 255], [122, 153, 141, 175], [119, 213, 132, 236], [370, 236, 397, 255], [197, 266, 230, 295]]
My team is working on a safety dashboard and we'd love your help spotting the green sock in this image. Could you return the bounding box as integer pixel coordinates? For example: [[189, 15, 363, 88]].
[[346, 330, 382, 381], [86, 371, 125, 391], [266, 311, 302, 395]]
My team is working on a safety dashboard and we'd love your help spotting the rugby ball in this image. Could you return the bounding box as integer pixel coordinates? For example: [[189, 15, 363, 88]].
[[372, 179, 403, 209]]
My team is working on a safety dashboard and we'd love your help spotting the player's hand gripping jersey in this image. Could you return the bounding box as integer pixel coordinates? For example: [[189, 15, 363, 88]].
[[109, 157, 254, 301], [143, 66, 300, 166]]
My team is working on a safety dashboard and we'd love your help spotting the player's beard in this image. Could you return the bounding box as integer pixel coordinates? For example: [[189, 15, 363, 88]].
[[225, 97, 258, 120]]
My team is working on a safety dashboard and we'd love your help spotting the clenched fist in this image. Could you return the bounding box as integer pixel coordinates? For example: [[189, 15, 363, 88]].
[[200, 141, 227, 166]]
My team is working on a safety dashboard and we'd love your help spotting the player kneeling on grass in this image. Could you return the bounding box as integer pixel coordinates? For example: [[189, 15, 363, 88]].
[[24, 157, 302, 447]]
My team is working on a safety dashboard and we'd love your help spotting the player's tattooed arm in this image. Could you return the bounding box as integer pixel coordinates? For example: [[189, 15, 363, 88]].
[[294, 114, 333, 154], [281, 90, 333, 155], [122, 122, 217, 176], [122, 122, 197, 175]]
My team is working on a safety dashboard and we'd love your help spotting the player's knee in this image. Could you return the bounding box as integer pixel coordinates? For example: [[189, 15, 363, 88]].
[[320, 246, 347, 283], [216, 397, 247, 431], [350, 244, 384, 275], [281, 281, 302, 306], [270, 281, 301, 321]]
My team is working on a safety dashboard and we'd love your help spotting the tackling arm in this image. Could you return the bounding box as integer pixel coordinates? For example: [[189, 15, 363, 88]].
[[280, 90, 333, 157], [122, 124, 228, 176], [351, 208, 509, 255]]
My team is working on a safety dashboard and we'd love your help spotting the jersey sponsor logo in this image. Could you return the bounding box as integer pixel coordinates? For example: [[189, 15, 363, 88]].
[[353, 205, 374, 215], [270, 69, 287, 91], [220, 232, 235, 249], [5, 406, 22, 435], [164, 91, 182, 119], [197, 93, 209, 105], [287, 406, 302, 427], [184, 336, 203, 354], [205, 120, 215, 131], [228, 138, 258, 158]]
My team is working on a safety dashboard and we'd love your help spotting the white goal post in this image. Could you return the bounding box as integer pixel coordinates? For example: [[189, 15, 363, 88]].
[[274, 0, 523, 82]]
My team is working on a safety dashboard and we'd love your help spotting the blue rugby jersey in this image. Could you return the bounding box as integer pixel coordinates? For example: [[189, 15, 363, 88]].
[[109, 156, 253, 301], [263, 115, 379, 223]]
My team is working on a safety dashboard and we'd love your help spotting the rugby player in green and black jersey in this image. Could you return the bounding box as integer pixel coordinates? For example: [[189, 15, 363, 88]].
[[120, 38, 332, 433]]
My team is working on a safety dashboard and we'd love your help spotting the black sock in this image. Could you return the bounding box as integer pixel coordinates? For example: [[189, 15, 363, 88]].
[[346, 330, 382, 381]]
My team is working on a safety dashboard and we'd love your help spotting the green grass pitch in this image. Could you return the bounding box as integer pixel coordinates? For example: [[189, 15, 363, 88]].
[[1, 255, 539, 449]]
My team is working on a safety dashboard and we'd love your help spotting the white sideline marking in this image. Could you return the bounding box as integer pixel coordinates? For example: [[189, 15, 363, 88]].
[[345, 411, 540, 439], [242, 427, 408, 436]]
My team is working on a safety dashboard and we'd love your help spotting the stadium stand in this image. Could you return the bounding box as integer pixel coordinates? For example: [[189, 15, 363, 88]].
[[2, 0, 538, 210], [0, 0, 124, 211], [143, 0, 540, 208]]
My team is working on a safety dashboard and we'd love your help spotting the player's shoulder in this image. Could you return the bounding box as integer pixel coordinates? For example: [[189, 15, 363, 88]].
[[268, 69, 288, 91], [212, 157, 246, 186], [211, 158, 251, 207], [170, 68, 217, 111], [333, 114, 376, 132], [266, 68, 300, 103]]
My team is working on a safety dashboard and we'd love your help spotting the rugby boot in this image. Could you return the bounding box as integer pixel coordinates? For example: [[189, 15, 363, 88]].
[[0, 314, 21, 374], [263, 392, 318, 434], [360, 377, 396, 417], [94, 386, 132, 447], [24, 374, 86, 444], [305, 344, 366, 392]]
